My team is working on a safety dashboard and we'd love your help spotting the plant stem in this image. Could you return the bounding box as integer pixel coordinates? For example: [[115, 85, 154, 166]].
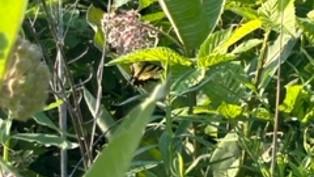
[[3, 114, 12, 162]]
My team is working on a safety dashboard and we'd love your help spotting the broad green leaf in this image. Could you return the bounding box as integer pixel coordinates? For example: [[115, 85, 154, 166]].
[[83, 88, 115, 138], [197, 53, 236, 68], [84, 84, 166, 177], [279, 85, 304, 113], [198, 29, 232, 58], [201, 62, 248, 107], [217, 102, 242, 119], [0, 0, 28, 81], [158, 0, 225, 50], [210, 132, 241, 177], [106, 47, 192, 66], [217, 19, 262, 53], [12, 133, 79, 150], [171, 68, 206, 96], [258, 0, 296, 34]]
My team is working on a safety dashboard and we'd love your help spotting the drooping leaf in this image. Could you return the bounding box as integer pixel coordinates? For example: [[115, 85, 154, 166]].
[[12, 133, 79, 150], [106, 47, 192, 66], [210, 132, 241, 177], [86, 5, 106, 50], [84, 84, 166, 177], [0, 0, 28, 81], [158, 0, 226, 50], [258, 33, 298, 89], [83, 87, 115, 138]]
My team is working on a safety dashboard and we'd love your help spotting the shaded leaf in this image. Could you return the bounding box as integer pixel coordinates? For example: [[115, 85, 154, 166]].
[[12, 133, 79, 150], [83, 88, 115, 138], [158, 0, 225, 49], [84, 84, 166, 177]]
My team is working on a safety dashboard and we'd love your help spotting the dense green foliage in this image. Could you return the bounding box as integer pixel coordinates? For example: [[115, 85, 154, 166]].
[[0, 0, 313, 177]]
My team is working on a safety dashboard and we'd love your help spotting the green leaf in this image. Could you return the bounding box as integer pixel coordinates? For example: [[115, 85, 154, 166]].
[[84, 84, 166, 177], [142, 11, 165, 22], [139, 0, 158, 10], [279, 85, 304, 113], [33, 112, 60, 133], [12, 133, 79, 150], [158, 0, 226, 50], [217, 19, 262, 53], [86, 5, 106, 50], [258, 33, 298, 89], [171, 68, 206, 96], [198, 29, 232, 58], [43, 99, 63, 111], [231, 39, 263, 54], [83, 88, 115, 139], [106, 47, 192, 66], [226, 5, 258, 20], [86, 5, 104, 31], [217, 102, 242, 119], [197, 53, 236, 68], [210, 132, 241, 177], [298, 18, 314, 44], [0, 0, 28, 81], [258, 0, 296, 34]]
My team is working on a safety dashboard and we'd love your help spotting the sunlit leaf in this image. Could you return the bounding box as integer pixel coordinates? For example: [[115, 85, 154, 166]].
[[210, 132, 241, 177], [0, 0, 28, 81], [217, 102, 242, 119], [106, 47, 192, 66], [217, 19, 262, 53], [197, 53, 236, 68]]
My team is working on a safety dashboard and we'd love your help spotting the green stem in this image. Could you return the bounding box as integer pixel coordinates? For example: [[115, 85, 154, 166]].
[[3, 114, 12, 162]]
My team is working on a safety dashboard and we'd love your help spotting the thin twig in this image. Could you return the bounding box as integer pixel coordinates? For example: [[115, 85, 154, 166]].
[[40, 0, 93, 168], [270, 1, 284, 176]]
